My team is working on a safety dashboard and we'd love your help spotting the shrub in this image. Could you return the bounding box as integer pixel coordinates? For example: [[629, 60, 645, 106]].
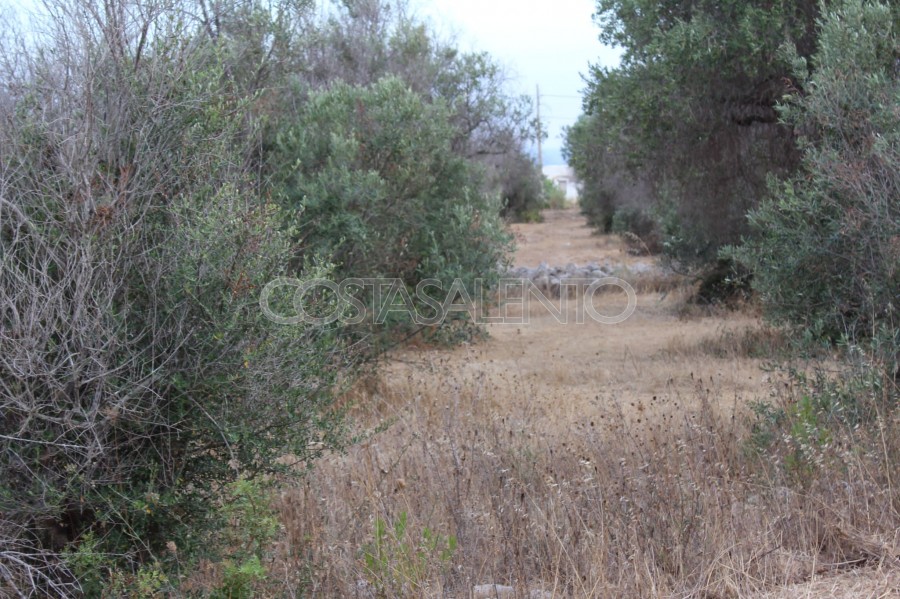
[[292, 1, 540, 222], [362, 511, 456, 596], [564, 114, 618, 233], [496, 152, 545, 220], [611, 206, 656, 240], [563, 112, 654, 234], [209, 479, 282, 599], [542, 177, 568, 210], [730, 0, 899, 343], [272, 77, 512, 347], [735, 0, 899, 511], [748, 328, 898, 488], [0, 1, 350, 595]]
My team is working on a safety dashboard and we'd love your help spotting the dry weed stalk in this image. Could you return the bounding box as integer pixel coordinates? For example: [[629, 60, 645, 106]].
[[269, 344, 898, 598]]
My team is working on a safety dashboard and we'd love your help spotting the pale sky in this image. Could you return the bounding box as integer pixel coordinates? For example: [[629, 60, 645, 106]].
[[411, 0, 621, 165]]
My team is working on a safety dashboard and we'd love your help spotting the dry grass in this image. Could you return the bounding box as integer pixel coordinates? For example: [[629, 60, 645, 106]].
[[270, 349, 897, 597], [259, 209, 899, 598], [658, 324, 788, 361], [508, 209, 648, 270]]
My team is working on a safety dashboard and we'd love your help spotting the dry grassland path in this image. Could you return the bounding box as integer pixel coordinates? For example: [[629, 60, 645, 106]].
[[386, 207, 769, 432], [281, 208, 898, 598]]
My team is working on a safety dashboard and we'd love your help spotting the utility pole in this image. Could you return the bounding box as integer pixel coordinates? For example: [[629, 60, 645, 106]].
[[536, 84, 543, 170]]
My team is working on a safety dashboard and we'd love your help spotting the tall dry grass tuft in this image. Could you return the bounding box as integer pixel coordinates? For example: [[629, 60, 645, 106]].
[[267, 344, 899, 598]]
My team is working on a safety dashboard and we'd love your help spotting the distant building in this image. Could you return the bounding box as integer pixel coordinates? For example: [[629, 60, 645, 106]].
[[542, 165, 581, 202]]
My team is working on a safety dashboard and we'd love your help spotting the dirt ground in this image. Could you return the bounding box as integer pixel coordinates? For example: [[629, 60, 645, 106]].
[[384, 208, 772, 434], [284, 207, 897, 598], [509, 208, 650, 269], [371, 209, 896, 597]]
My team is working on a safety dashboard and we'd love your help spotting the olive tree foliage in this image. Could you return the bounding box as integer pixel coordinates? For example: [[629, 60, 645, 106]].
[[563, 112, 652, 233], [272, 77, 512, 348], [0, 0, 349, 595], [730, 0, 900, 344], [570, 0, 818, 267], [289, 0, 544, 219]]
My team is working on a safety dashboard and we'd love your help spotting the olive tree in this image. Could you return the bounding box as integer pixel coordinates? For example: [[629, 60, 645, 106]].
[[731, 0, 899, 343], [571, 0, 818, 267]]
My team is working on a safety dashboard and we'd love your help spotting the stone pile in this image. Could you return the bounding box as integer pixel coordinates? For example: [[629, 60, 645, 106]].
[[503, 262, 615, 298]]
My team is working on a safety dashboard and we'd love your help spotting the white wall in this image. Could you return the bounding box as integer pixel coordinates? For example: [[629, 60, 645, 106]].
[[542, 165, 580, 201]]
